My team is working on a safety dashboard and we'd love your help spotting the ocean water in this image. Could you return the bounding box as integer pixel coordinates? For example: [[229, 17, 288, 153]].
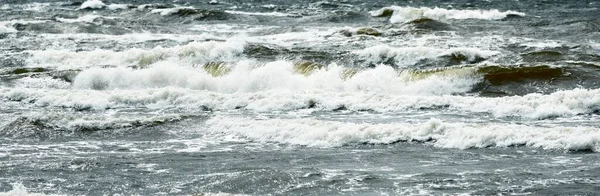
[[1, 0, 600, 195]]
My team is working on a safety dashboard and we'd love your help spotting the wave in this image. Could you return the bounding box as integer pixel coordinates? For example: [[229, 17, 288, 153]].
[[70, 61, 477, 94], [224, 10, 294, 17], [2, 82, 599, 119], [54, 15, 115, 23], [0, 22, 17, 33], [370, 6, 525, 24], [0, 183, 61, 196], [352, 45, 499, 68], [0, 113, 185, 138], [107, 4, 133, 10], [205, 116, 600, 151], [80, 0, 105, 10], [27, 40, 246, 69], [150, 7, 231, 20]]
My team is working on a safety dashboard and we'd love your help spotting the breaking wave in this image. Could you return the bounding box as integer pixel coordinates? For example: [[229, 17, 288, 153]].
[[80, 0, 105, 10], [70, 61, 478, 95], [352, 44, 499, 67], [0, 183, 61, 196], [205, 116, 600, 151], [27, 40, 246, 68], [370, 6, 525, 24], [2, 86, 599, 119]]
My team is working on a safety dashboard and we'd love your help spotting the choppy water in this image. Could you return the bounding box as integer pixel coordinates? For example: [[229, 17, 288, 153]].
[[1, 0, 600, 195]]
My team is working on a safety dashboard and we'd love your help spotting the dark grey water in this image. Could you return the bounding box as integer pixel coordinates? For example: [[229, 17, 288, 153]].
[[1, 0, 600, 195]]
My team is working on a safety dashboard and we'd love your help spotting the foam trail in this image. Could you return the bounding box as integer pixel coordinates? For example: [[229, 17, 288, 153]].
[[370, 6, 525, 23], [205, 116, 600, 151]]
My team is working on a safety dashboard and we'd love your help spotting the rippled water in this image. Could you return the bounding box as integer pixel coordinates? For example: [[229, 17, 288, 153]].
[[1, 0, 600, 195]]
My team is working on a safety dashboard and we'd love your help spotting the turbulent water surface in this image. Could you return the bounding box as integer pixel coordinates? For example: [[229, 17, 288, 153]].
[[1, 0, 600, 195]]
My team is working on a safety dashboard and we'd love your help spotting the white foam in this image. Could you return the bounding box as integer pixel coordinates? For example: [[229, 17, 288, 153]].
[[13, 77, 71, 89], [370, 6, 525, 23], [0, 25, 17, 33], [55, 15, 108, 23], [107, 4, 130, 10], [2, 86, 598, 119], [37, 33, 220, 44], [224, 10, 293, 17], [80, 0, 106, 10], [521, 41, 564, 49], [204, 116, 600, 151], [353, 44, 499, 67], [590, 41, 600, 51], [21, 3, 51, 12], [150, 7, 195, 16], [0, 183, 62, 196], [70, 61, 477, 95], [27, 39, 246, 69]]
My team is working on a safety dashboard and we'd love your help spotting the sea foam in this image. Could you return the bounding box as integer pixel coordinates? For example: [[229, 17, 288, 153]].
[[27, 40, 246, 69], [2, 83, 599, 119], [370, 6, 525, 23], [205, 116, 600, 151], [353, 44, 500, 67], [80, 0, 106, 10]]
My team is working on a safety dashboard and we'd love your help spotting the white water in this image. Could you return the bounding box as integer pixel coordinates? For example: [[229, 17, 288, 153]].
[[370, 6, 525, 23], [0, 183, 60, 196], [205, 116, 600, 151], [27, 39, 246, 69], [70, 61, 478, 94], [353, 44, 499, 67], [2, 84, 599, 119], [80, 0, 105, 10]]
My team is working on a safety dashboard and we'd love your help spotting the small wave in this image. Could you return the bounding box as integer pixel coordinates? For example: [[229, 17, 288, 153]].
[[2, 85, 599, 119], [0, 183, 62, 196], [107, 4, 133, 10], [352, 44, 499, 68], [370, 6, 525, 24], [79, 0, 105, 10], [0, 22, 17, 33], [521, 50, 564, 62], [224, 10, 294, 17], [205, 116, 600, 151], [478, 65, 565, 85], [320, 11, 368, 23], [404, 18, 453, 31], [151, 7, 231, 20], [1, 113, 185, 138], [54, 15, 115, 23]]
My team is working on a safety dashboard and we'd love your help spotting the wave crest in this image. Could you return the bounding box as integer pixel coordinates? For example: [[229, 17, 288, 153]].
[[206, 116, 600, 151], [370, 6, 525, 24]]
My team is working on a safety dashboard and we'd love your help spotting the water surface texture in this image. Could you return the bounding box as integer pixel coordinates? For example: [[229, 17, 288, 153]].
[[1, 0, 600, 195]]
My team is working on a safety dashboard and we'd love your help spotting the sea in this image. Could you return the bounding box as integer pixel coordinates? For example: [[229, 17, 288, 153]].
[[1, 0, 600, 195]]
